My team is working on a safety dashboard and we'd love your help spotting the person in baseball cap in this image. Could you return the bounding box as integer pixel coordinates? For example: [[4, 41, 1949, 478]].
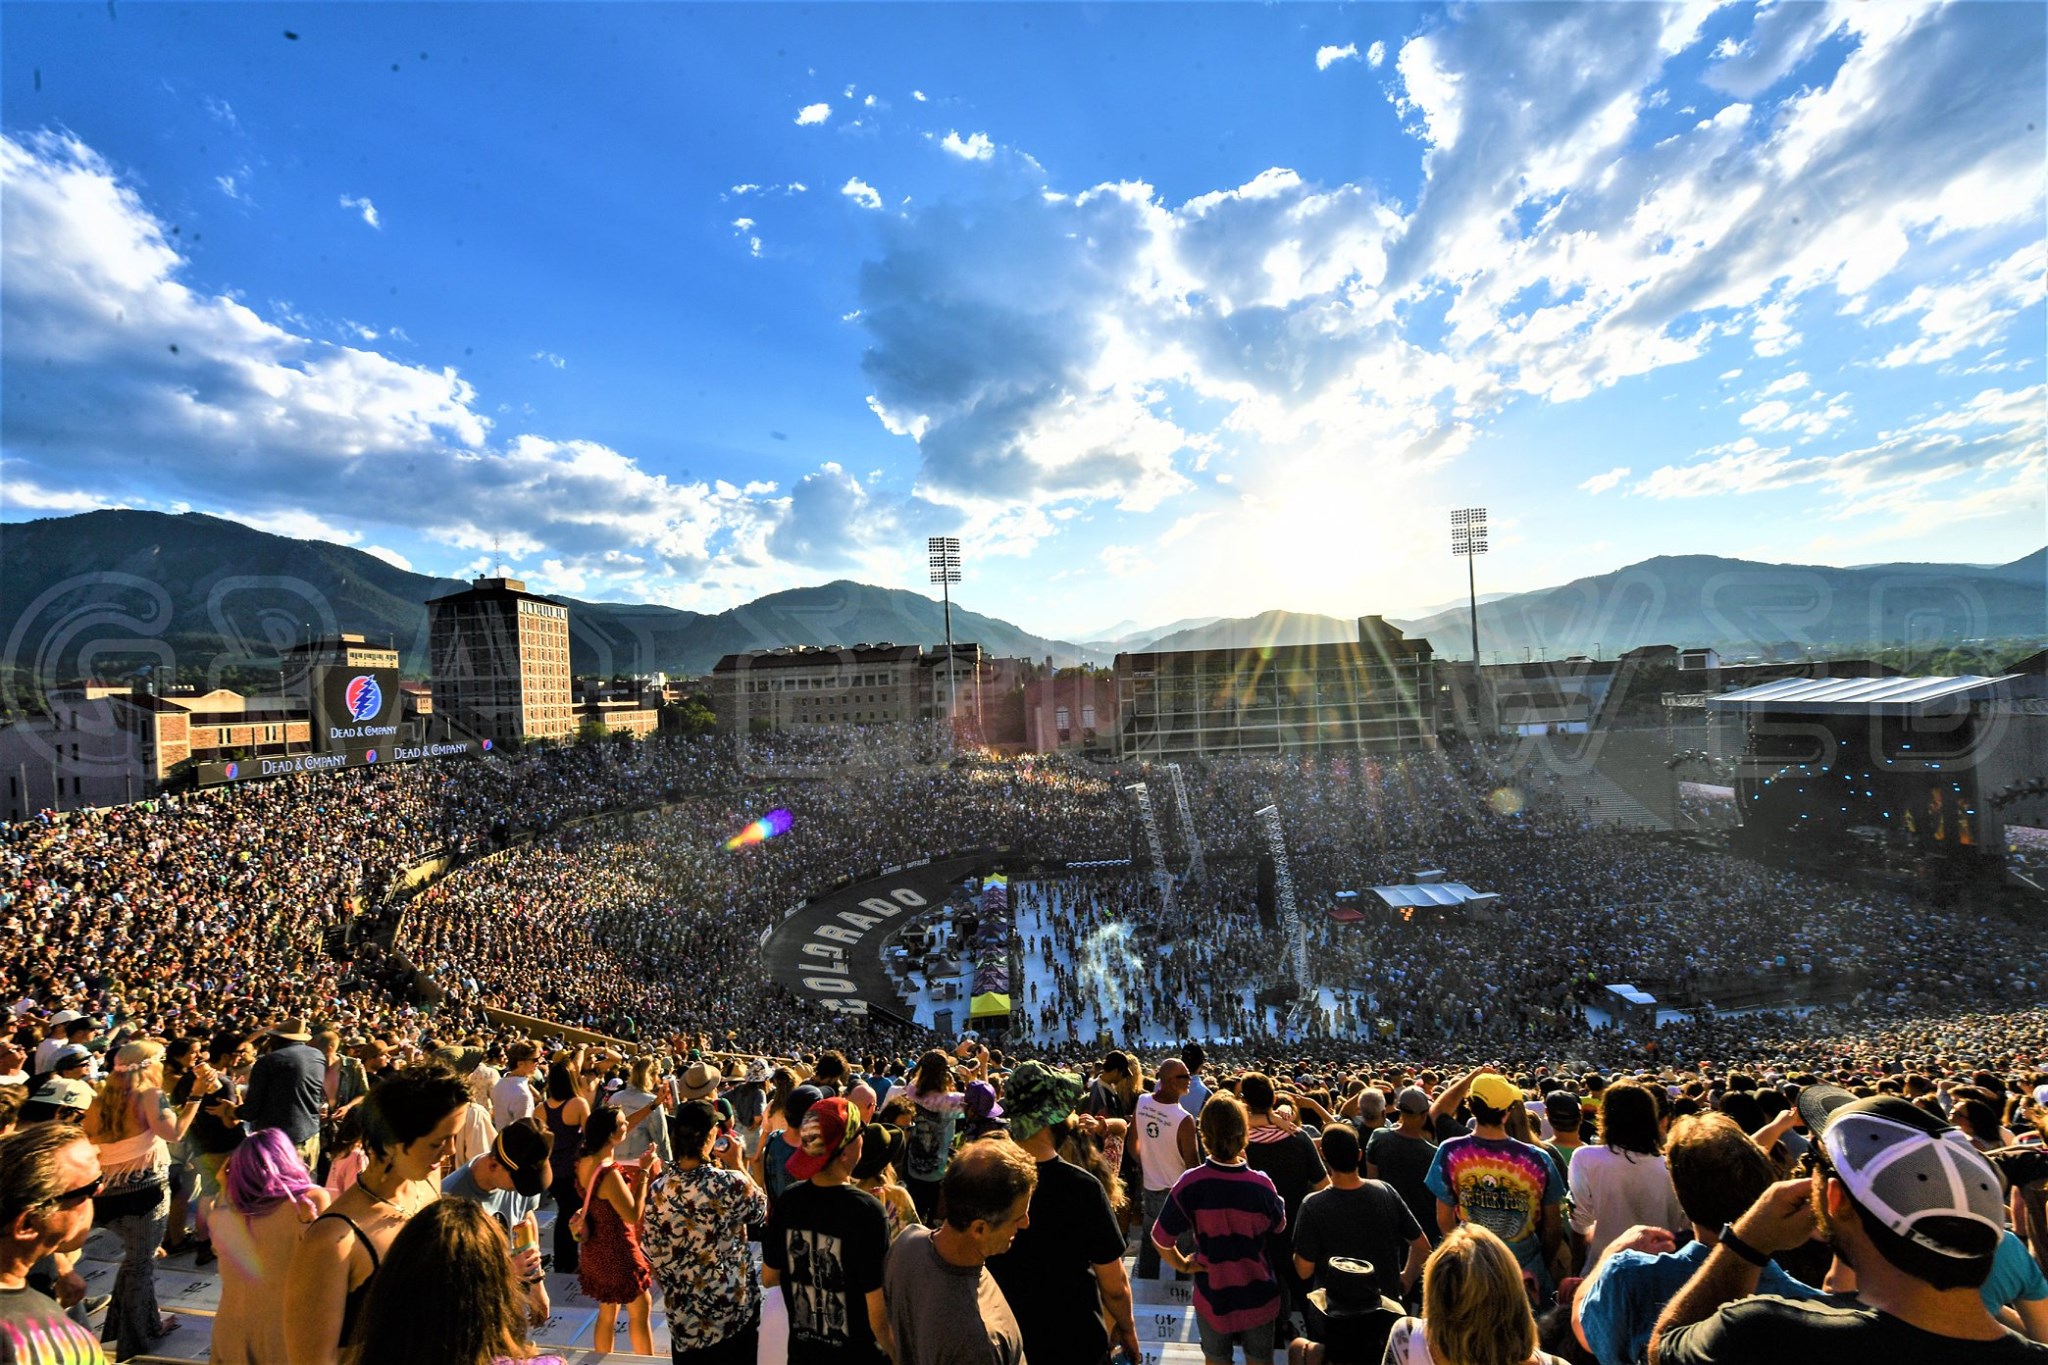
[[960, 1080, 1006, 1141], [1466, 1073, 1523, 1116], [785, 1096, 865, 1181], [1421, 1072, 1564, 1297], [1795, 1086, 2005, 1262], [1650, 1087, 2019, 1363], [25, 1076, 94, 1122]]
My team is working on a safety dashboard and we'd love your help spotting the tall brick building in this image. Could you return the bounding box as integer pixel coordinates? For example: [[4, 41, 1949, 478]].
[[426, 578, 574, 744]]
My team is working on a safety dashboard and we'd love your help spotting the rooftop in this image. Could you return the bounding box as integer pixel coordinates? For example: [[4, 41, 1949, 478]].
[[1706, 674, 2022, 716]]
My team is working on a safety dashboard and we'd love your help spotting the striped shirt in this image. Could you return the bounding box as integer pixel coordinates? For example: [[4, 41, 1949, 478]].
[[1151, 1159, 1287, 1333]]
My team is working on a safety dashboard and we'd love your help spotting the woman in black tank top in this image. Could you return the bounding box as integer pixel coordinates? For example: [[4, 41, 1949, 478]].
[[285, 1065, 470, 1365], [541, 1051, 594, 1275]]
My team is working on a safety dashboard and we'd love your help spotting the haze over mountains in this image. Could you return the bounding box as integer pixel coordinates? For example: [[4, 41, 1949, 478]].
[[0, 511, 1101, 682], [1, 511, 2040, 691]]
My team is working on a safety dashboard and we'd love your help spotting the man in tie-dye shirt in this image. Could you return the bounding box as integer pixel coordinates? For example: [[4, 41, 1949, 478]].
[[1424, 1072, 1565, 1298], [0, 1125, 108, 1365]]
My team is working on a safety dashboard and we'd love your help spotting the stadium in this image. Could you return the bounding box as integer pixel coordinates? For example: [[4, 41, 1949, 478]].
[[4, 2, 2047, 1362], [5, 696, 2046, 1361]]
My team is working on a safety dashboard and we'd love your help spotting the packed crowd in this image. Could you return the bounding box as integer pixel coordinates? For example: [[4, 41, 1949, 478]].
[[3, 732, 2047, 1363], [394, 755, 1120, 1051], [2, 1019, 2045, 1365]]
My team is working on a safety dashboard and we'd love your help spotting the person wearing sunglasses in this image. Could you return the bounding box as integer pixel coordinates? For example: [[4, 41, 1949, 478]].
[[0, 1122, 109, 1364]]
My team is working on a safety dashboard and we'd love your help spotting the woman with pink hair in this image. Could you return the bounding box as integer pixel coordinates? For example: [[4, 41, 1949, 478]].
[[210, 1127, 330, 1364]]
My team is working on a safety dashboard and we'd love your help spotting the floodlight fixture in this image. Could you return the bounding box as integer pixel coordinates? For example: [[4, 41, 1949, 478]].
[[1451, 507, 1490, 726], [925, 536, 962, 751], [1450, 506, 1489, 557], [928, 536, 962, 583]]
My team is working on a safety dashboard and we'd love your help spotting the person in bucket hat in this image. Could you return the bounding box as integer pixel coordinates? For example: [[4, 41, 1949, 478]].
[[986, 1061, 1143, 1365]]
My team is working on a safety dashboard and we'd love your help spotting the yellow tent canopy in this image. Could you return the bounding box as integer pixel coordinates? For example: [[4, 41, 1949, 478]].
[[969, 992, 1012, 1019]]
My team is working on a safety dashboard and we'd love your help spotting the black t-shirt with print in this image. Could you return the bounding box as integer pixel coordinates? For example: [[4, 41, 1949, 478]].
[[763, 1181, 891, 1365]]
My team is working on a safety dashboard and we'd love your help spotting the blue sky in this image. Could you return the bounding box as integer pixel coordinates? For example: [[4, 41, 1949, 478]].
[[2, 1, 2042, 641]]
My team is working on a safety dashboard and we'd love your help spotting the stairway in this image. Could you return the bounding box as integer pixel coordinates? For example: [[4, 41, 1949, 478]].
[[1125, 1257, 1222, 1363], [1556, 768, 1671, 831]]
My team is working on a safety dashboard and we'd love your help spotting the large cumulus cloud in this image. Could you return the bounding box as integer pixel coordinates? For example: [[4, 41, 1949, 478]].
[[0, 132, 856, 604]]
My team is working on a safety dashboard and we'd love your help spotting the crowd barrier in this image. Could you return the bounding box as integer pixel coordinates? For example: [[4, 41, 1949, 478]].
[[476, 1003, 803, 1073]]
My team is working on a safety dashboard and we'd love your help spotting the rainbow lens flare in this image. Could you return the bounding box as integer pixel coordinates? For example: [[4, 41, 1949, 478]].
[[723, 808, 794, 851]]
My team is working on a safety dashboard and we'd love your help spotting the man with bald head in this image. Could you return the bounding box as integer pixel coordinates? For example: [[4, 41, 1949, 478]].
[[1136, 1057, 1199, 1280]]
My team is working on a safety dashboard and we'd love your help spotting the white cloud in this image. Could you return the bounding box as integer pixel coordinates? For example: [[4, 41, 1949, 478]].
[[1760, 371, 1811, 395], [0, 478, 119, 512], [0, 129, 861, 607], [215, 174, 248, 202], [841, 177, 883, 211], [1750, 302, 1801, 358], [238, 507, 363, 543], [728, 182, 761, 196], [1737, 389, 1852, 437], [845, 1, 2043, 568], [1393, 34, 1463, 150], [1367, 41, 1387, 68], [1635, 385, 2043, 543], [360, 544, 414, 571], [1578, 465, 1631, 494], [1316, 43, 1359, 71], [531, 351, 567, 369], [940, 130, 995, 161], [1867, 246, 2046, 368], [794, 102, 831, 126], [912, 90, 927, 102], [338, 194, 380, 229]]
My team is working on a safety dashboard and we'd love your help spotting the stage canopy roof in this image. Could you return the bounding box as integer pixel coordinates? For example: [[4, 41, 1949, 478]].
[[1705, 675, 2019, 717], [1367, 882, 1496, 910]]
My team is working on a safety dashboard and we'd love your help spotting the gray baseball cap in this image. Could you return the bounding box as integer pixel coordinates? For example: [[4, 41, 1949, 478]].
[[1798, 1086, 2002, 1260]]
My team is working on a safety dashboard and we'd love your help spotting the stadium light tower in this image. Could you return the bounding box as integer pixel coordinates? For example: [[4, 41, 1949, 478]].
[[928, 536, 961, 750], [1451, 507, 1489, 733]]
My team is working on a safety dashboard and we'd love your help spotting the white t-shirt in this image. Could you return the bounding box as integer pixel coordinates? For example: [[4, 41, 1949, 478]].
[[1566, 1145, 1689, 1258], [1135, 1092, 1192, 1192], [491, 1072, 537, 1131]]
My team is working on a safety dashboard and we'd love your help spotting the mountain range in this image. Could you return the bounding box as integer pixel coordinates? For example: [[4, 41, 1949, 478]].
[[0, 510, 1103, 685], [1131, 552, 2043, 659], [1394, 551, 2045, 661], [1, 511, 2040, 694]]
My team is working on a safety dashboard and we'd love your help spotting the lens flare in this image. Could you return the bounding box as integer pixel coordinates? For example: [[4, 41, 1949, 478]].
[[723, 808, 794, 851], [1487, 786, 1526, 816]]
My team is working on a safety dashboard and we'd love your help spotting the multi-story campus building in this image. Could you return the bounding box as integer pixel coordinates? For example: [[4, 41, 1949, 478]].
[[426, 578, 575, 744], [708, 644, 927, 732], [1114, 615, 1437, 759]]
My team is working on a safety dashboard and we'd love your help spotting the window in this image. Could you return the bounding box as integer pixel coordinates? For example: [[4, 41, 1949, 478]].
[[1082, 705, 1096, 728], [1056, 706, 1070, 729]]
